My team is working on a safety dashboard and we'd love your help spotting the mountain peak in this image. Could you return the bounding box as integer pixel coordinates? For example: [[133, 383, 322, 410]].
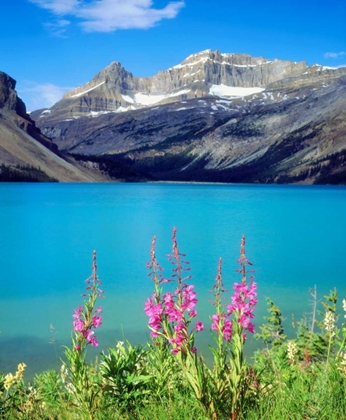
[[0, 71, 27, 118], [41, 50, 346, 121], [170, 50, 271, 71]]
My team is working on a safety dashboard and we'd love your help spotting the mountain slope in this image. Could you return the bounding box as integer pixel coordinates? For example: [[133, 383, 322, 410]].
[[0, 71, 109, 182], [32, 51, 346, 184]]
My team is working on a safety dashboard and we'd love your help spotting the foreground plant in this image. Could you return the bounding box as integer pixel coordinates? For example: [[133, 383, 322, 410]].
[[0, 363, 27, 418], [209, 236, 258, 419], [253, 286, 346, 419], [62, 250, 104, 419], [144, 228, 211, 415], [144, 228, 203, 354], [100, 340, 151, 413], [140, 236, 179, 397], [144, 230, 258, 419]]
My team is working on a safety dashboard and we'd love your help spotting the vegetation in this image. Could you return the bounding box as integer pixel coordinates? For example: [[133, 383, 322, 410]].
[[0, 164, 57, 182], [71, 154, 151, 182], [1, 230, 346, 419]]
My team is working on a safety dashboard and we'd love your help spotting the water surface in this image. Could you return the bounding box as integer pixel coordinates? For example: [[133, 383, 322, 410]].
[[0, 183, 345, 377]]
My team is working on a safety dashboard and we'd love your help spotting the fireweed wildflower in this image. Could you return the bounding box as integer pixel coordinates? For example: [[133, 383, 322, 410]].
[[209, 236, 257, 347], [144, 231, 257, 419], [72, 250, 104, 351], [145, 227, 204, 355], [210, 258, 230, 338], [62, 250, 105, 418], [226, 236, 257, 420], [227, 235, 257, 342]]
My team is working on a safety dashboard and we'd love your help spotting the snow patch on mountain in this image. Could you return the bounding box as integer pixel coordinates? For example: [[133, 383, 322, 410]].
[[209, 85, 265, 97], [134, 93, 166, 105], [70, 81, 106, 98], [122, 94, 134, 103], [122, 89, 191, 106]]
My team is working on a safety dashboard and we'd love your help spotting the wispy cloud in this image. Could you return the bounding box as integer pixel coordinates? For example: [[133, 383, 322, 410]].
[[29, 0, 185, 33], [19, 82, 73, 110], [44, 19, 70, 37], [324, 51, 346, 59], [29, 0, 79, 15]]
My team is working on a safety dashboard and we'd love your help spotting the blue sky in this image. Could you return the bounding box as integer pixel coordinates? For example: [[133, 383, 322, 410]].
[[0, 0, 345, 111]]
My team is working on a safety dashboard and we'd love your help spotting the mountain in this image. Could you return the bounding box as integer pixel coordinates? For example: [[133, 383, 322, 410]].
[[32, 49, 346, 121], [32, 50, 346, 184], [0, 71, 109, 182]]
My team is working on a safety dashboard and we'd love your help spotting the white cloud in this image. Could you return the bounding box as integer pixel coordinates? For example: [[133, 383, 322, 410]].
[[44, 19, 70, 37], [18, 82, 74, 111], [29, 0, 185, 32], [324, 51, 346, 59], [29, 0, 80, 15]]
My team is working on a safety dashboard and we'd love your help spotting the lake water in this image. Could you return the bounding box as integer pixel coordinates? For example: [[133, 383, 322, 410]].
[[0, 183, 346, 378]]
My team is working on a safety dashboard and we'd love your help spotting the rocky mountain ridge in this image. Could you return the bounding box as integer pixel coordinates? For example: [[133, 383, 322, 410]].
[[30, 51, 346, 184], [33, 50, 346, 122]]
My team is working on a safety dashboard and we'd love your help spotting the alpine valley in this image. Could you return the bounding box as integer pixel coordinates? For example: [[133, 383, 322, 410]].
[[2, 49, 346, 183]]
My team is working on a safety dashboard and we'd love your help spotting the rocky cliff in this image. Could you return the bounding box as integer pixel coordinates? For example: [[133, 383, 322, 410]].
[[0, 71, 109, 182]]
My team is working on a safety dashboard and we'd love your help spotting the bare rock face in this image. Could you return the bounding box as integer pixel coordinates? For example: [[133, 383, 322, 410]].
[[0, 71, 58, 152], [0, 72, 27, 118], [36, 49, 346, 122], [149, 50, 306, 90]]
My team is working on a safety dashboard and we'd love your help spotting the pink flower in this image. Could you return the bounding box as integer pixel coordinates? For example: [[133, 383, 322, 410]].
[[149, 314, 162, 331], [247, 322, 256, 334], [89, 336, 99, 347], [174, 322, 185, 334], [195, 320, 204, 331], [73, 319, 84, 333], [238, 315, 250, 329], [144, 298, 154, 316], [73, 306, 83, 319], [211, 313, 220, 331], [234, 282, 248, 294], [166, 307, 182, 322], [225, 274, 257, 336], [226, 304, 237, 315], [85, 330, 99, 347], [84, 329, 93, 340], [92, 315, 102, 328], [189, 310, 197, 318], [174, 335, 185, 346], [223, 319, 233, 341], [145, 228, 203, 356], [163, 292, 174, 303]]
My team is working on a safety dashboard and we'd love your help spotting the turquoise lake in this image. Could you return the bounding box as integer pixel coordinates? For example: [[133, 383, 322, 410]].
[[0, 183, 346, 378]]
